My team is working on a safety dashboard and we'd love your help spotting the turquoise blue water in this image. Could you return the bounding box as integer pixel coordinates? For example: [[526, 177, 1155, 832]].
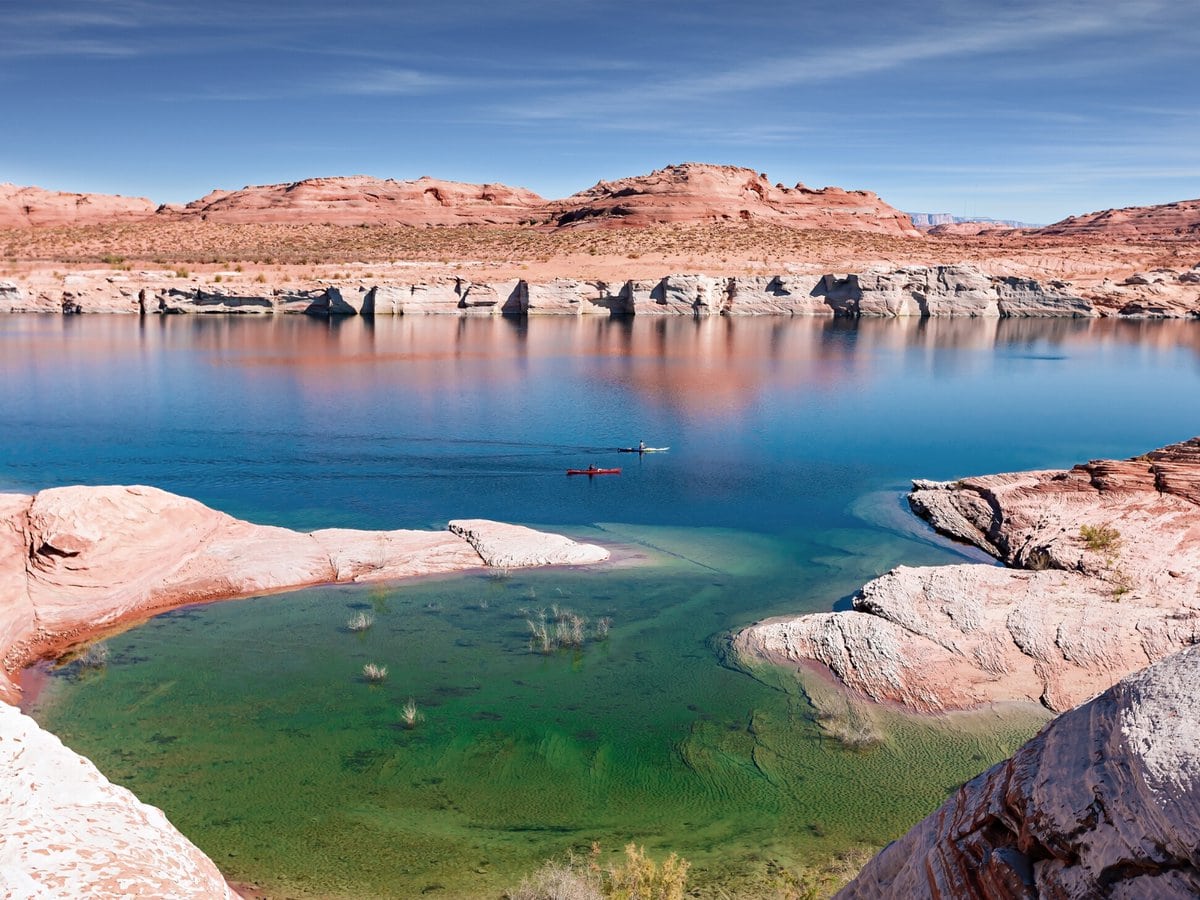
[[8, 314, 1200, 897]]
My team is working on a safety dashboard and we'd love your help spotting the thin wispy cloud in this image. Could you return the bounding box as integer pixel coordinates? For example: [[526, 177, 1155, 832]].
[[493, 0, 1170, 121]]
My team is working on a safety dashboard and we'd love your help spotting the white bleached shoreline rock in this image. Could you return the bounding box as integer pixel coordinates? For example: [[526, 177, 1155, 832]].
[[734, 437, 1200, 714]]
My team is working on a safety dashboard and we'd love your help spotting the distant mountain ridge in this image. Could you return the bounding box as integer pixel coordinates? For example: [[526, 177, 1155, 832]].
[[908, 212, 1042, 229], [0, 165, 919, 236], [5, 172, 1199, 241]]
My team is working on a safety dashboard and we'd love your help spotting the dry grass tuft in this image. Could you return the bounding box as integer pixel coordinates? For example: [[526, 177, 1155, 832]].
[[362, 662, 388, 683]]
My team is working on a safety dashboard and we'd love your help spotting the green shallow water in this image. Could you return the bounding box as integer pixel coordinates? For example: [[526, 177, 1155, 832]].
[[30, 519, 1046, 898]]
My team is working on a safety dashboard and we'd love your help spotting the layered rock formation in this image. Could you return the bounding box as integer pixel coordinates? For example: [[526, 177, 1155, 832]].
[[0, 165, 922, 234], [734, 438, 1200, 713], [0, 484, 608, 702], [175, 175, 546, 226], [0, 184, 155, 228], [1036, 196, 1200, 241], [550, 164, 921, 236], [1080, 266, 1200, 317], [838, 644, 1200, 899], [2, 264, 1135, 317], [0, 484, 608, 895], [0, 703, 241, 898]]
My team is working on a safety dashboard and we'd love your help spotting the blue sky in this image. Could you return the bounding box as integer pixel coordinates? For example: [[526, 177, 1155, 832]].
[[1, 0, 1196, 222]]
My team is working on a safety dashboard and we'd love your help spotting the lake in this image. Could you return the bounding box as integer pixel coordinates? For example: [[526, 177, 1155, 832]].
[[9, 314, 1200, 897]]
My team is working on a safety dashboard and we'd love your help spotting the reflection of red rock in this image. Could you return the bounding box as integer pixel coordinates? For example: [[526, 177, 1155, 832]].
[[0, 183, 154, 227], [550, 163, 920, 236], [735, 438, 1200, 713], [1035, 196, 1200, 240], [177, 175, 546, 226], [841, 645, 1200, 899]]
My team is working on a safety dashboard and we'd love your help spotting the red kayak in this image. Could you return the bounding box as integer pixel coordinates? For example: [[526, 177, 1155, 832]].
[[567, 466, 621, 476]]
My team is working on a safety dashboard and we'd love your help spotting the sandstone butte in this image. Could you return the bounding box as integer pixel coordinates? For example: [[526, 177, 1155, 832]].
[[546, 163, 921, 235], [0, 484, 609, 897], [837, 643, 1200, 898], [0, 183, 155, 228], [734, 437, 1200, 715]]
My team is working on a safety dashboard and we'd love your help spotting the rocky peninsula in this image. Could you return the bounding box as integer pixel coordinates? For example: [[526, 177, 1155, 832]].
[[734, 438, 1200, 714], [0, 484, 608, 896]]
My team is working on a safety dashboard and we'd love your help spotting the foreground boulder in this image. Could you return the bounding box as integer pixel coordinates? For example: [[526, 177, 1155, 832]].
[[734, 438, 1200, 713], [0, 703, 240, 898], [838, 644, 1200, 898]]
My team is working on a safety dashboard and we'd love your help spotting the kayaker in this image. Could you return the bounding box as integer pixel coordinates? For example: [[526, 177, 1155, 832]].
[[638, 439, 645, 452]]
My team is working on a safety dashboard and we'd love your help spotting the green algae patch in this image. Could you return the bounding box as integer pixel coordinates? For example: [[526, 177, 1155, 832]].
[[29, 523, 1042, 898]]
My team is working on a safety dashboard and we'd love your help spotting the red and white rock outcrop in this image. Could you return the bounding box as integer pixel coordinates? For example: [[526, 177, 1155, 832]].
[[838, 644, 1200, 899], [734, 438, 1200, 713], [0, 184, 155, 228], [549, 163, 921, 235]]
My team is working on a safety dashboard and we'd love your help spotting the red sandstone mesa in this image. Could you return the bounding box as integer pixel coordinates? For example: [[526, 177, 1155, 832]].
[[0, 183, 155, 228], [174, 175, 548, 226]]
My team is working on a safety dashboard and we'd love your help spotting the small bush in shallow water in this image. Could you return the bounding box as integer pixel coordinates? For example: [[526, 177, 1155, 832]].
[[78, 642, 110, 669], [400, 697, 424, 729], [362, 662, 388, 683], [346, 611, 374, 632], [526, 606, 593, 653], [608, 843, 689, 900]]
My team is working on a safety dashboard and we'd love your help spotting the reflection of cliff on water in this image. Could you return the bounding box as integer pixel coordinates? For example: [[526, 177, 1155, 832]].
[[6, 316, 1200, 423]]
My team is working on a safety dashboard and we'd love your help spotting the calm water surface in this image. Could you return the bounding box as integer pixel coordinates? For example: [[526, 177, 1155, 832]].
[[8, 315, 1200, 897]]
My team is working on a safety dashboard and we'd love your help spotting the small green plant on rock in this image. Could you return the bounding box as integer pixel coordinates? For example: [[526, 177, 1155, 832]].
[[1080, 523, 1121, 554]]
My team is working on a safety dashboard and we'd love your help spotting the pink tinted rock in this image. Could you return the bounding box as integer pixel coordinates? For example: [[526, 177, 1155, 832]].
[[0, 183, 154, 228], [0, 703, 241, 898]]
